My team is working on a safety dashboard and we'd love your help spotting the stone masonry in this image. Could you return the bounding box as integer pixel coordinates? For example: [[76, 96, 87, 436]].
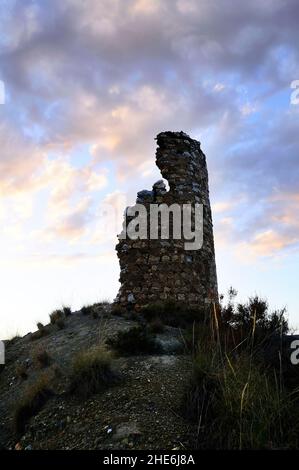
[[115, 131, 218, 312]]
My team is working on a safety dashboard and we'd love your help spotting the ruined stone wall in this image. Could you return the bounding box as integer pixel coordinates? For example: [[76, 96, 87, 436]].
[[115, 131, 218, 312]]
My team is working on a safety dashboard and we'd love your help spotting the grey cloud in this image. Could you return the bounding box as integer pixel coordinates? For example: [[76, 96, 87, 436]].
[[1, 0, 299, 254]]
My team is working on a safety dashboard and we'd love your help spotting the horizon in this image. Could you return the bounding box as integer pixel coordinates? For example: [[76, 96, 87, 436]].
[[1, 0, 299, 339]]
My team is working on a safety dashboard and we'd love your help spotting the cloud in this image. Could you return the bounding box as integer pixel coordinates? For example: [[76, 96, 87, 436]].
[[251, 230, 299, 256], [0, 120, 44, 195], [45, 196, 92, 241], [0, 0, 299, 259]]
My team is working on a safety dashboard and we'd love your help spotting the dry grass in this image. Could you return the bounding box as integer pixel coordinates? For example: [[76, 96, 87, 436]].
[[30, 324, 50, 341], [14, 372, 54, 435], [48, 309, 66, 329], [185, 345, 299, 449], [182, 299, 299, 449], [49, 309, 64, 325], [62, 306, 72, 317], [33, 348, 51, 368], [69, 346, 119, 398]]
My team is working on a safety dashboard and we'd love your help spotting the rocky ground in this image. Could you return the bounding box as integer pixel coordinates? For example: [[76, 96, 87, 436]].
[[0, 307, 197, 450]]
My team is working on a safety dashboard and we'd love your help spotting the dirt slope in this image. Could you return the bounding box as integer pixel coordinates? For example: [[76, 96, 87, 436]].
[[0, 309, 196, 450]]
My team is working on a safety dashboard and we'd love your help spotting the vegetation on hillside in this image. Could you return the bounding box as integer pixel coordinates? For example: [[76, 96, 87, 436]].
[[181, 289, 299, 449], [4, 293, 299, 449]]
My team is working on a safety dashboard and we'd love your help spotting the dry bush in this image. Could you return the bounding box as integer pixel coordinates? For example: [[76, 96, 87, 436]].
[[33, 348, 51, 368], [49, 309, 63, 324], [30, 325, 50, 342], [69, 346, 119, 398], [62, 306, 72, 317], [14, 372, 54, 435], [181, 299, 299, 450]]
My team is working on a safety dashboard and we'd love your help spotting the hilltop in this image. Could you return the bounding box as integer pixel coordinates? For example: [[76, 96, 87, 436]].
[[0, 305, 196, 450], [1, 296, 299, 450]]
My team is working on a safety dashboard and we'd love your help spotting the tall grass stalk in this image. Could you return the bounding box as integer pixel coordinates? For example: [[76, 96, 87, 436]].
[[183, 302, 299, 449]]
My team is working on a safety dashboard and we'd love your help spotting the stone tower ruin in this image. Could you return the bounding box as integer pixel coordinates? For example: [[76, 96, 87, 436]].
[[115, 131, 218, 312]]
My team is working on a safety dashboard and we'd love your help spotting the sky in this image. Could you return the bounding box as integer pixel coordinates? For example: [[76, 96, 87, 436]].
[[0, 0, 299, 339]]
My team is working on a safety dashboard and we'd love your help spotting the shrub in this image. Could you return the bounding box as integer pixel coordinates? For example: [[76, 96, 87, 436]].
[[106, 326, 160, 356], [15, 363, 28, 380], [219, 290, 288, 339], [50, 309, 64, 325], [81, 305, 94, 316], [63, 306, 72, 317], [182, 315, 299, 450], [14, 373, 54, 435], [81, 303, 108, 317], [30, 325, 50, 341], [33, 348, 51, 368], [141, 301, 206, 328], [69, 346, 119, 398]]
